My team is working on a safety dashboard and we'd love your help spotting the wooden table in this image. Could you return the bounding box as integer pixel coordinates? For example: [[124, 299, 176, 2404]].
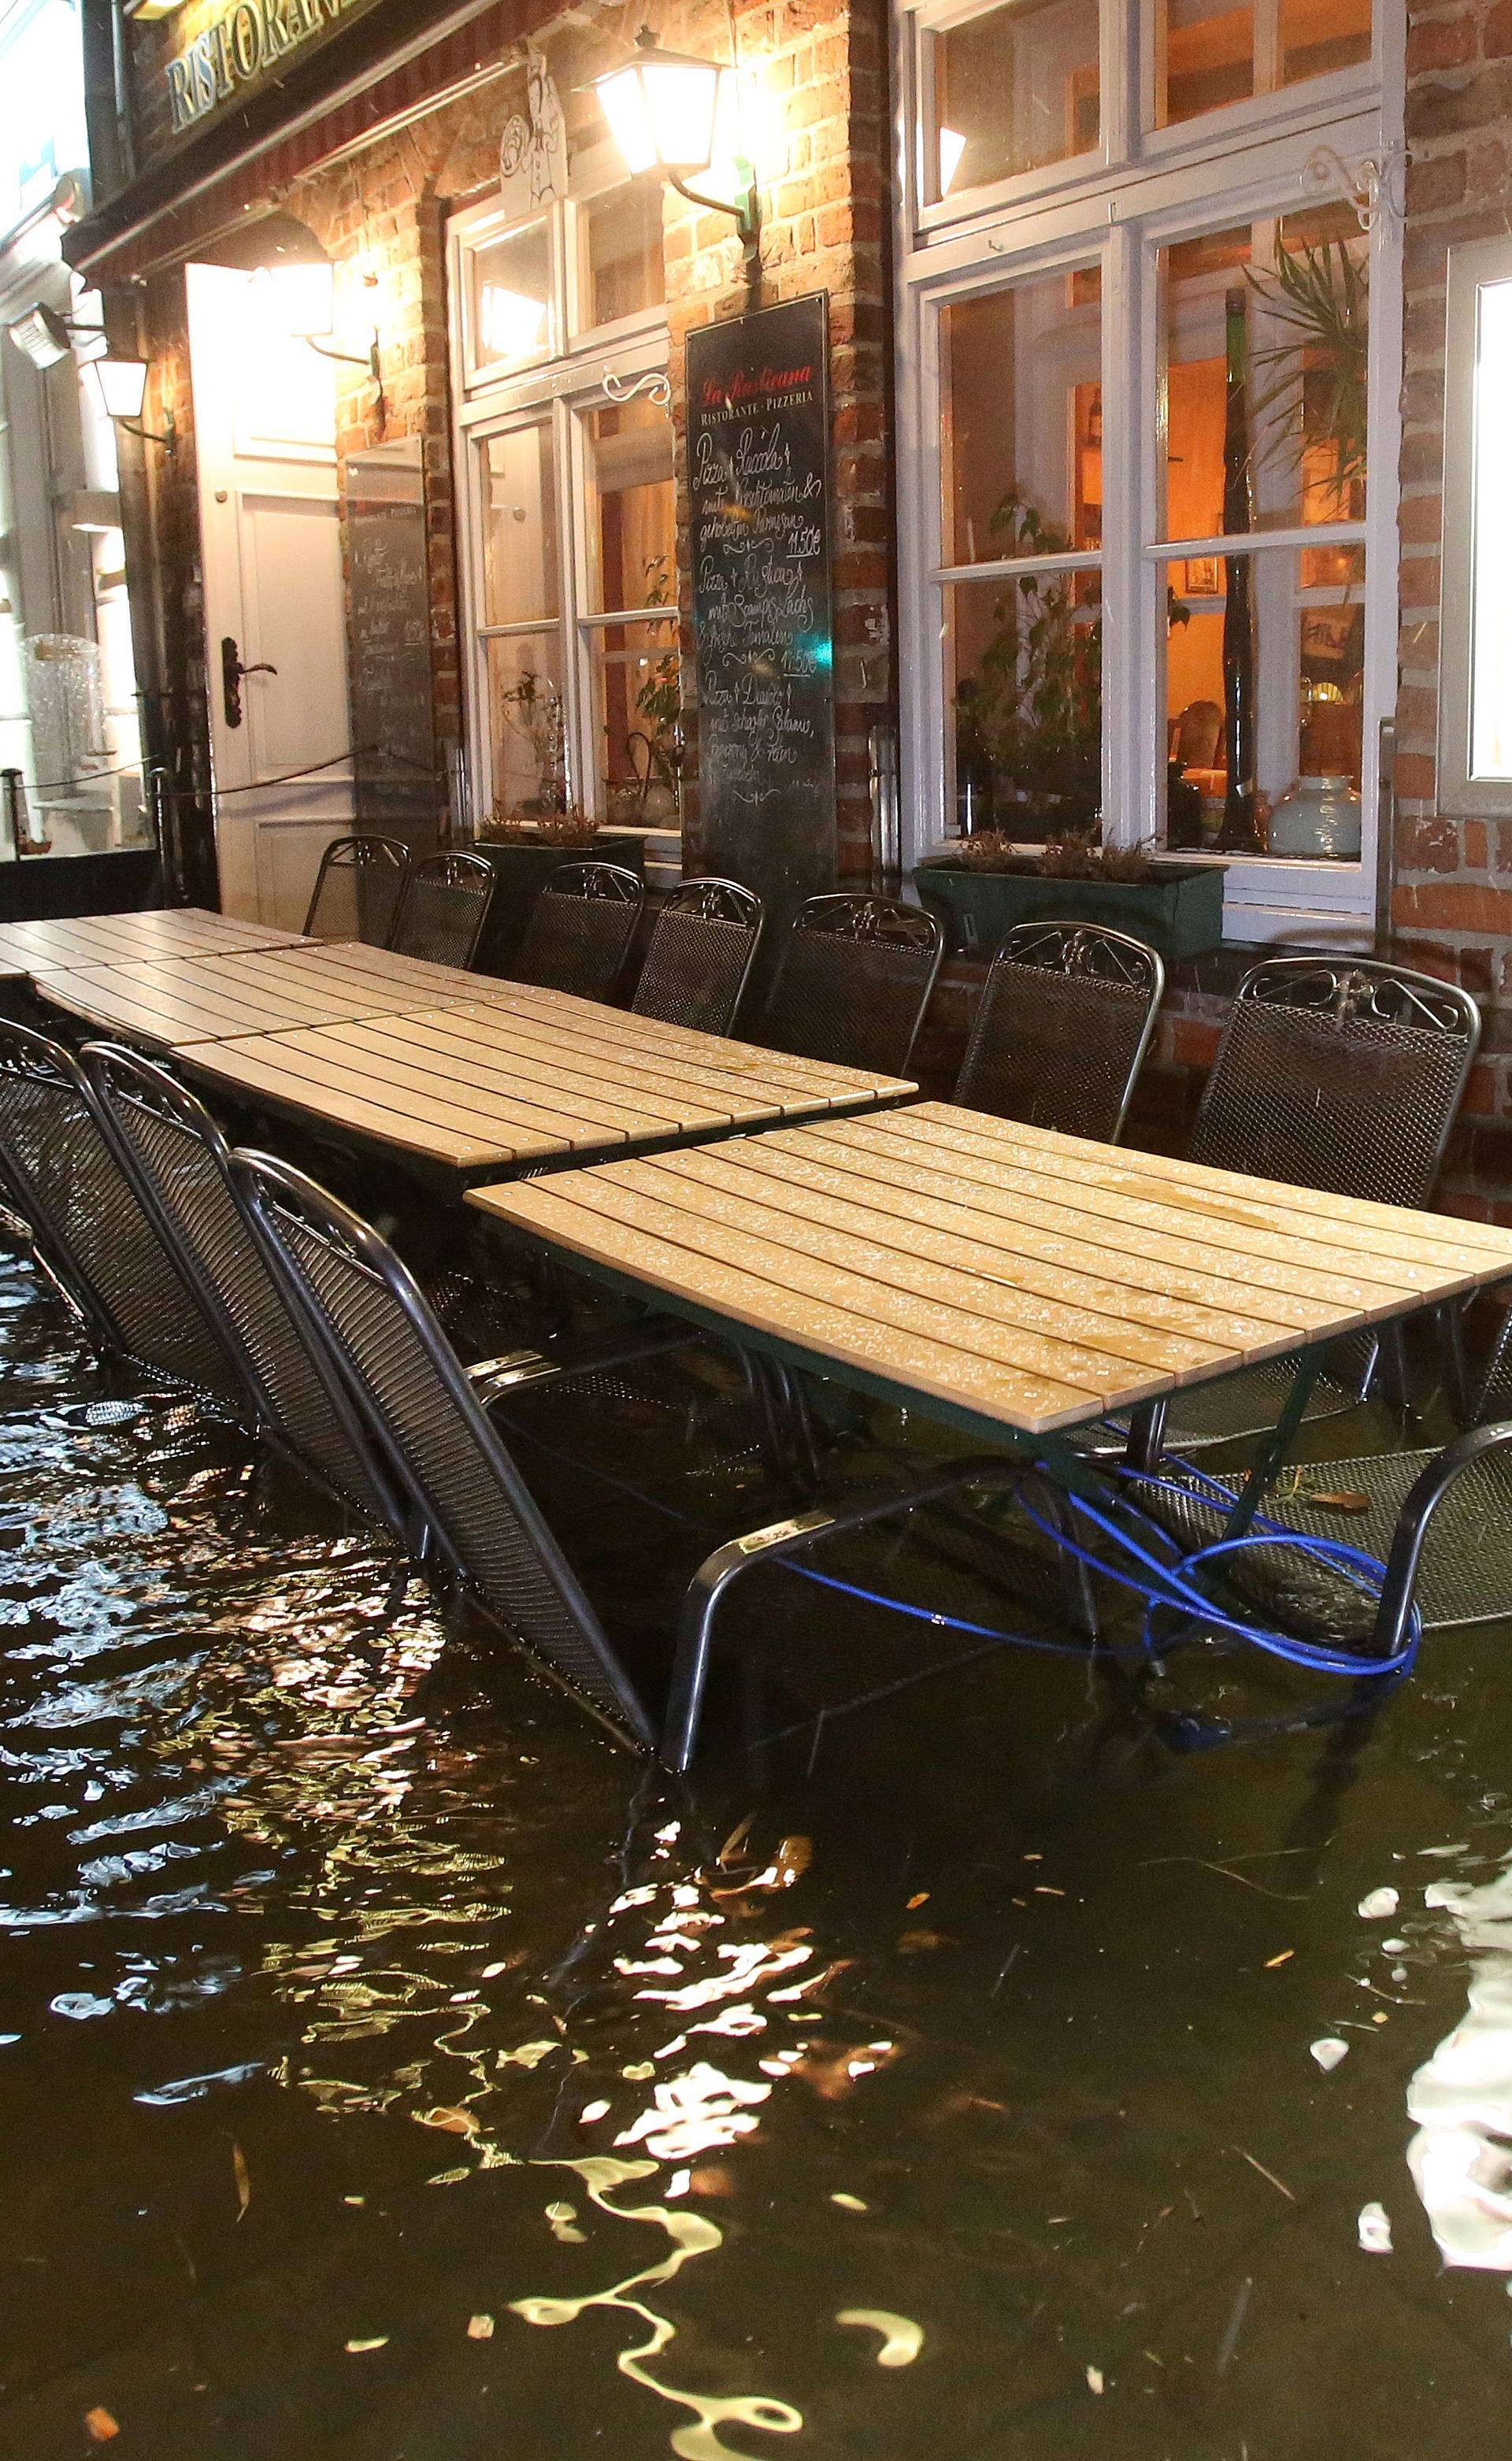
[[35, 940, 483, 1047], [180, 984, 917, 1174], [468, 1100, 1512, 1436], [0, 906, 309, 980]]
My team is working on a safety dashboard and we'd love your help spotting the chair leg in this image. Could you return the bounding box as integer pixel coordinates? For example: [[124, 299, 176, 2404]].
[[1373, 1418, 1512, 1662], [661, 1457, 1027, 1771]]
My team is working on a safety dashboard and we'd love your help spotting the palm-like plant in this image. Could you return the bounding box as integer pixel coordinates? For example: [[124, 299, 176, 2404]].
[[1246, 237, 1369, 507]]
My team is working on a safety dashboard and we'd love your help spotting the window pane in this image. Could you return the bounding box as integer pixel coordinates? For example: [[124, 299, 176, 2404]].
[[585, 395, 676, 616], [592, 618, 682, 822], [947, 566, 1102, 836], [1157, 0, 1369, 124], [1470, 279, 1512, 779], [1160, 543, 1365, 855], [485, 632, 566, 817], [584, 183, 665, 327], [472, 220, 553, 373], [941, 270, 1102, 566], [927, 0, 1099, 201], [480, 424, 559, 626], [1158, 209, 1368, 541]]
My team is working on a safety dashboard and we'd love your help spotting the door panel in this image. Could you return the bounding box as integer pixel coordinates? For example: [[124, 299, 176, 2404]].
[[186, 261, 354, 924]]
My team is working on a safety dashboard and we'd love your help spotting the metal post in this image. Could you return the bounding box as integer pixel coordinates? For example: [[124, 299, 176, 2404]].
[[0, 769, 23, 861], [1374, 715, 1395, 954]]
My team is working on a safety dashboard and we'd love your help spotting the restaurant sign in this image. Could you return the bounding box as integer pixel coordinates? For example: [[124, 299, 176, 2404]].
[[164, 0, 362, 133]]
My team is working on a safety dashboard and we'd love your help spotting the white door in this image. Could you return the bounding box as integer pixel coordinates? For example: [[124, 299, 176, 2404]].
[[186, 261, 354, 928]]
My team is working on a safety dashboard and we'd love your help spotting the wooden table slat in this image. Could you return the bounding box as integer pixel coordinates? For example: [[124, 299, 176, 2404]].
[[0, 907, 309, 975], [312, 1011, 741, 1136]]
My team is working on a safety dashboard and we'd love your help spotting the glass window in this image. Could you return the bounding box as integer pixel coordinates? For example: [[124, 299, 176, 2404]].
[[471, 220, 554, 373], [584, 395, 676, 613], [1158, 207, 1368, 543], [480, 424, 559, 626], [925, 0, 1099, 202], [1469, 278, 1512, 780], [486, 633, 565, 817], [1155, 0, 1370, 127], [1440, 240, 1512, 811], [942, 269, 1102, 565], [1159, 542, 1364, 852], [592, 617, 682, 814], [583, 183, 666, 327], [947, 565, 1102, 836]]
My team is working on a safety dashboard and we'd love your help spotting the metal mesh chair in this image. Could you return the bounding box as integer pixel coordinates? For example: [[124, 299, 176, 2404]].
[[954, 920, 1164, 1143], [0, 1019, 248, 1410], [1106, 956, 1482, 1457], [303, 833, 411, 943], [387, 851, 495, 969], [760, 893, 943, 1077], [230, 1148, 658, 1745], [514, 861, 646, 1003], [81, 1042, 398, 1525], [630, 878, 763, 1035]]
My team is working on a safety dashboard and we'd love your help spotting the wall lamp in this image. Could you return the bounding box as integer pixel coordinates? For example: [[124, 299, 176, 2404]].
[[272, 259, 384, 418], [591, 28, 757, 258], [87, 356, 176, 454]]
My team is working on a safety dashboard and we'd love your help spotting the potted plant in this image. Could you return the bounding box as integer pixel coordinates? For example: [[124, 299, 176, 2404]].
[[914, 829, 1227, 961]]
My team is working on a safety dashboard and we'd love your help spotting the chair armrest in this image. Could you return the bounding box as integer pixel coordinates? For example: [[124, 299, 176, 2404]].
[[1374, 1419, 1512, 1660]]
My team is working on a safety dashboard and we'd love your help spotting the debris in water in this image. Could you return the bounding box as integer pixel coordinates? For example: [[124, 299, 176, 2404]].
[[1358, 1888, 1399, 1919], [1234, 2148, 1295, 2201], [467, 2315, 495, 2339], [1311, 2037, 1350, 2071], [1266, 1951, 1295, 1968], [1309, 1490, 1371, 1514], [83, 2409, 119, 2442], [832, 2192, 869, 2212], [1358, 2203, 1393, 2254], [417, 2106, 478, 2137], [836, 2308, 924, 2366], [898, 1929, 952, 1953], [906, 1892, 929, 1910], [345, 2337, 389, 2352], [1086, 2366, 1105, 2394]]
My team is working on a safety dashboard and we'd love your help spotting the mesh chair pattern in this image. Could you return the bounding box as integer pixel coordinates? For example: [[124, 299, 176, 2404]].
[[388, 851, 495, 969], [303, 832, 411, 943], [1110, 955, 1481, 1457], [630, 877, 763, 1034], [760, 893, 943, 1077], [231, 1149, 657, 1745], [82, 1043, 398, 1525], [954, 920, 1164, 1144], [0, 1019, 247, 1409], [514, 861, 646, 1003]]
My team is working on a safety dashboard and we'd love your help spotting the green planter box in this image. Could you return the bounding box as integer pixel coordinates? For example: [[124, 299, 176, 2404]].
[[913, 858, 1227, 962], [472, 832, 649, 973]]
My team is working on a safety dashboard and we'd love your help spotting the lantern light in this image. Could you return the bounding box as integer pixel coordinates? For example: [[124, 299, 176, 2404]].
[[88, 357, 148, 422], [592, 28, 757, 254]]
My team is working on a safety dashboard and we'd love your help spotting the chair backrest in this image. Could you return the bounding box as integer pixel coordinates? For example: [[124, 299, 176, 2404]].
[[1188, 954, 1481, 1204], [230, 1148, 654, 1746], [761, 892, 943, 1077], [0, 1017, 246, 1406], [515, 861, 646, 1003], [303, 832, 412, 943], [387, 851, 495, 969], [81, 1042, 399, 1525], [630, 877, 763, 1034], [953, 920, 1164, 1144]]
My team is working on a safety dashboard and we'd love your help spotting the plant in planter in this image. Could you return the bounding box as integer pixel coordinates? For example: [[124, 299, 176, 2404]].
[[915, 827, 1227, 962], [478, 803, 599, 847], [497, 668, 568, 815]]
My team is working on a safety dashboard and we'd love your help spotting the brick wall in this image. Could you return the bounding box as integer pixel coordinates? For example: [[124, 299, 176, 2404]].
[[1392, 0, 1512, 1216]]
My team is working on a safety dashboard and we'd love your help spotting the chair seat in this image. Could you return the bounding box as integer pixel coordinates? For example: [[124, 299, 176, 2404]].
[[1132, 1446, 1512, 1635]]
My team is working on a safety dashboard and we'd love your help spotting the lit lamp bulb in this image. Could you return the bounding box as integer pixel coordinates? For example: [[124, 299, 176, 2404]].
[[88, 357, 149, 421], [592, 28, 756, 250]]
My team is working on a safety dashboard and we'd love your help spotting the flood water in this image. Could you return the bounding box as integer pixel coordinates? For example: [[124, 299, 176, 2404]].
[[4, 1242, 1512, 2461]]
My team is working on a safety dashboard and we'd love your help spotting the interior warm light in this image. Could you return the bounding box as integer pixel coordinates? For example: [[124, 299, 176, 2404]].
[[938, 126, 968, 194], [594, 38, 724, 175], [88, 357, 149, 421], [1471, 276, 1512, 778], [480, 284, 548, 361]]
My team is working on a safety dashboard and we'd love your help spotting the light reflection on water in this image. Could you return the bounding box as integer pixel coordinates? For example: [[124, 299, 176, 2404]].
[[8, 1252, 1512, 2457]]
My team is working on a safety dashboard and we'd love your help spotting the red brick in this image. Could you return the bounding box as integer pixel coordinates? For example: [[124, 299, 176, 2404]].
[[1395, 880, 1512, 932], [1409, 15, 1477, 72]]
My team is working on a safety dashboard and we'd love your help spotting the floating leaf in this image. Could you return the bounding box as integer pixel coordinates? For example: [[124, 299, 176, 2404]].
[[466, 2314, 495, 2340], [232, 2140, 250, 2221], [83, 2410, 120, 2444]]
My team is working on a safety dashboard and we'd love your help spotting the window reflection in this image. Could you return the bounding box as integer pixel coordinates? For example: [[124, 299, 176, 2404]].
[[928, 0, 1099, 200]]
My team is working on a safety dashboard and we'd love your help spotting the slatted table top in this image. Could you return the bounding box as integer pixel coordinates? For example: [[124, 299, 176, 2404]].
[[468, 1099, 1512, 1437], [180, 989, 917, 1172], [35, 939, 484, 1046], [0, 906, 310, 978]]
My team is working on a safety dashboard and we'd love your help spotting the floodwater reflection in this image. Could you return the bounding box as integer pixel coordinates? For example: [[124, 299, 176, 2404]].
[[6, 1251, 1512, 2457]]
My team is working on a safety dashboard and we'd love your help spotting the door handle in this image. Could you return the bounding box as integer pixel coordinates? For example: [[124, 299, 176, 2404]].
[[220, 635, 278, 730]]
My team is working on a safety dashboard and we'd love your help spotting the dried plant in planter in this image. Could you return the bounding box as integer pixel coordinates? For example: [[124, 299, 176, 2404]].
[[943, 830, 1158, 882], [478, 804, 600, 847]]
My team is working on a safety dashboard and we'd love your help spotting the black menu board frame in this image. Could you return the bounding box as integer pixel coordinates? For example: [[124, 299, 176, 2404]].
[[344, 433, 437, 832], [687, 294, 835, 919]]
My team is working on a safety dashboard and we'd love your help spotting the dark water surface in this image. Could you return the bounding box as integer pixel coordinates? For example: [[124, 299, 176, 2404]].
[[3, 1253, 1512, 2460]]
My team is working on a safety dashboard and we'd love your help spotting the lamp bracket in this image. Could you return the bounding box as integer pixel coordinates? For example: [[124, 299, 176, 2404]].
[[1300, 140, 1408, 232], [602, 369, 671, 408], [666, 162, 759, 263], [120, 409, 176, 458]]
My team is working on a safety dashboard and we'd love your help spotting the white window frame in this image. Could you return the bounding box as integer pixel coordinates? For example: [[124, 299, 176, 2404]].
[[895, 0, 1403, 940], [1439, 232, 1512, 816], [449, 177, 675, 829]]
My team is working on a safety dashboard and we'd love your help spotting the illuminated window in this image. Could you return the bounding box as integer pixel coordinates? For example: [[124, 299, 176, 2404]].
[[1441, 241, 1512, 809]]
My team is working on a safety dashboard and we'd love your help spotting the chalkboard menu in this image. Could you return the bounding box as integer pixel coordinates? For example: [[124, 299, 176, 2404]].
[[687, 295, 834, 918], [345, 435, 436, 829]]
